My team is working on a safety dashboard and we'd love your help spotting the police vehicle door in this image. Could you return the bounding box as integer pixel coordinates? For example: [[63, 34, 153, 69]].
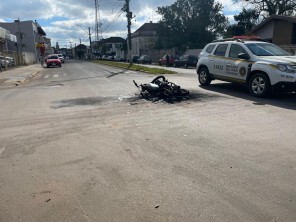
[[225, 44, 250, 83], [211, 44, 229, 76]]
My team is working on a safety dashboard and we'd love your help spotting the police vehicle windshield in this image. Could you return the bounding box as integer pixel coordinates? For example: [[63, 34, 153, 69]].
[[246, 43, 291, 56]]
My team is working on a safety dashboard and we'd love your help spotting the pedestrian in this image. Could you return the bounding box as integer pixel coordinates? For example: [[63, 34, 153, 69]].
[[166, 54, 170, 67]]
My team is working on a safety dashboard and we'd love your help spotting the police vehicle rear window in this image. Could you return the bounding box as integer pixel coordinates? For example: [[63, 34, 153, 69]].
[[229, 44, 248, 58], [214, 44, 228, 57], [205, 45, 215, 53]]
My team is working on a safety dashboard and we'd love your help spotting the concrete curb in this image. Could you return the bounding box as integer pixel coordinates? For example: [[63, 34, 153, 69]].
[[0, 64, 44, 89], [15, 70, 42, 86]]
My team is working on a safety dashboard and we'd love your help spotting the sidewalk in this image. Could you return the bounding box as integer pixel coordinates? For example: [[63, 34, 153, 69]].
[[0, 64, 43, 87]]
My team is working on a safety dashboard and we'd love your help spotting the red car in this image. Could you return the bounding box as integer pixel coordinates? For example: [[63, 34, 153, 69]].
[[46, 55, 62, 68], [158, 54, 179, 66]]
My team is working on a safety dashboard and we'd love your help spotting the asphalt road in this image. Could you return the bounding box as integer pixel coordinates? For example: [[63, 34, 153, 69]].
[[0, 60, 295, 222]]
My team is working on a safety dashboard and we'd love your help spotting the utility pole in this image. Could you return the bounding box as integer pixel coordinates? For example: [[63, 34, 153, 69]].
[[94, 0, 99, 43], [75, 43, 77, 58], [14, 18, 23, 66], [124, 0, 132, 62], [88, 27, 92, 59]]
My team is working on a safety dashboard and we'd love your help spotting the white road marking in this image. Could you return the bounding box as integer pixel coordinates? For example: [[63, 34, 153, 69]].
[[0, 147, 5, 155], [44, 75, 50, 79], [53, 74, 59, 78]]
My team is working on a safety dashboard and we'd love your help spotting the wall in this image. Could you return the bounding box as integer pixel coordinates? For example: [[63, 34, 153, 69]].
[[23, 52, 37, 65], [131, 35, 156, 56], [104, 42, 124, 58], [253, 21, 274, 41], [140, 48, 178, 63], [273, 20, 293, 44], [131, 38, 140, 56], [0, 21, 41, 64], [292, 24, 296, 44]]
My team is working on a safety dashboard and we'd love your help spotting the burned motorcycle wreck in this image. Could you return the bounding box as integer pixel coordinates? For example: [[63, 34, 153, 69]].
[[133, 76, 190, 103]]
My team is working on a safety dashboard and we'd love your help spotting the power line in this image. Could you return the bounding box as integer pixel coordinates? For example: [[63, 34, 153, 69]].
[[102, 9, 124, 32]]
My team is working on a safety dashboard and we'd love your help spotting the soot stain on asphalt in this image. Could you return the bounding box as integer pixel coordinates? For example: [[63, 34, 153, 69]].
[[124, 91, 223, 105], [51, 96, 115, 108], [188, 91, 225, 101]]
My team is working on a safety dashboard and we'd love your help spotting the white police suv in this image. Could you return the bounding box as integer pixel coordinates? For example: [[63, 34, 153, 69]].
[[196, 36, 296, 97]]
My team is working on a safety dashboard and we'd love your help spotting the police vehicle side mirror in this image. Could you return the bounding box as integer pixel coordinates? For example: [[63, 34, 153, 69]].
[[238, 53, 250, 60]]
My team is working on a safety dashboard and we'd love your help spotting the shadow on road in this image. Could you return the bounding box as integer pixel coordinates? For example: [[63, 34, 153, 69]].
[[106, 63, 133, 78], [199, 83, 296, 110]]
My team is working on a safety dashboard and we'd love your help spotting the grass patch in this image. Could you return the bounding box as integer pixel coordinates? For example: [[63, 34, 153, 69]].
[[93, 60, 177, 74]]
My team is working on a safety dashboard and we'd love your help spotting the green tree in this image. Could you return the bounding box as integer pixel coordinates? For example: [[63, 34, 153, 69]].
[[155, 0, 229, 50], [234, 8, 259, 32], [233, 0, 296, 17], [225, 8, 259, 37], [225, 24, 245, 38]]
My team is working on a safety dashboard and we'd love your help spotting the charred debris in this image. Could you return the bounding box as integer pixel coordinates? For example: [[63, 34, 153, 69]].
[[133, 76, 190, 103]]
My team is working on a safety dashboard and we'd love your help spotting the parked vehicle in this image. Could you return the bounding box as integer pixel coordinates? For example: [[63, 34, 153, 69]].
[[46, 55, 62, 68], [159, 54, 179, 66], [57, 54, 65, 63], [174, 55, 198, 68], [0, 56, 12, 68], [114, 56, 126, 62], [101, 55, 108, 60], [196, 36, 296, 97], [138, 55, 152, 64], [6, 57, 15, 66], [106, 56, 114, 61], [0, 56, 5, 68], [130, 55, 139, 63]]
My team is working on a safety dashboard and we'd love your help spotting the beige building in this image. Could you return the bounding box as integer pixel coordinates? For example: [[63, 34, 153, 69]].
[[131, 22, 158, 56]]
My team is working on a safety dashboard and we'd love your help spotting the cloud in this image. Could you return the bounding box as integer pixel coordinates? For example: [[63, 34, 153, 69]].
[[0, 0, 246, 48], [218, 0, 242, 12]]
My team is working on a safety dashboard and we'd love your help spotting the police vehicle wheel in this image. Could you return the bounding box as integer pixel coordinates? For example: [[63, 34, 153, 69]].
[[249, 73, 271, 97], [198, 67, 211, 86]]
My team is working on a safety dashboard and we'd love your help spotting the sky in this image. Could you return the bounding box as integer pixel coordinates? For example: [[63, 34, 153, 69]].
[[0, 0, 246, 48]]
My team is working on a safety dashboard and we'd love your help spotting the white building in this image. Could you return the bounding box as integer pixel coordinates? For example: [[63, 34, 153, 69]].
[[0, 20, 47, 64]]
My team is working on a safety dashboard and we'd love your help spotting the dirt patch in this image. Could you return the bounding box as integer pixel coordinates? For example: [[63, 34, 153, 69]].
[[0, 78, 8, 85]]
